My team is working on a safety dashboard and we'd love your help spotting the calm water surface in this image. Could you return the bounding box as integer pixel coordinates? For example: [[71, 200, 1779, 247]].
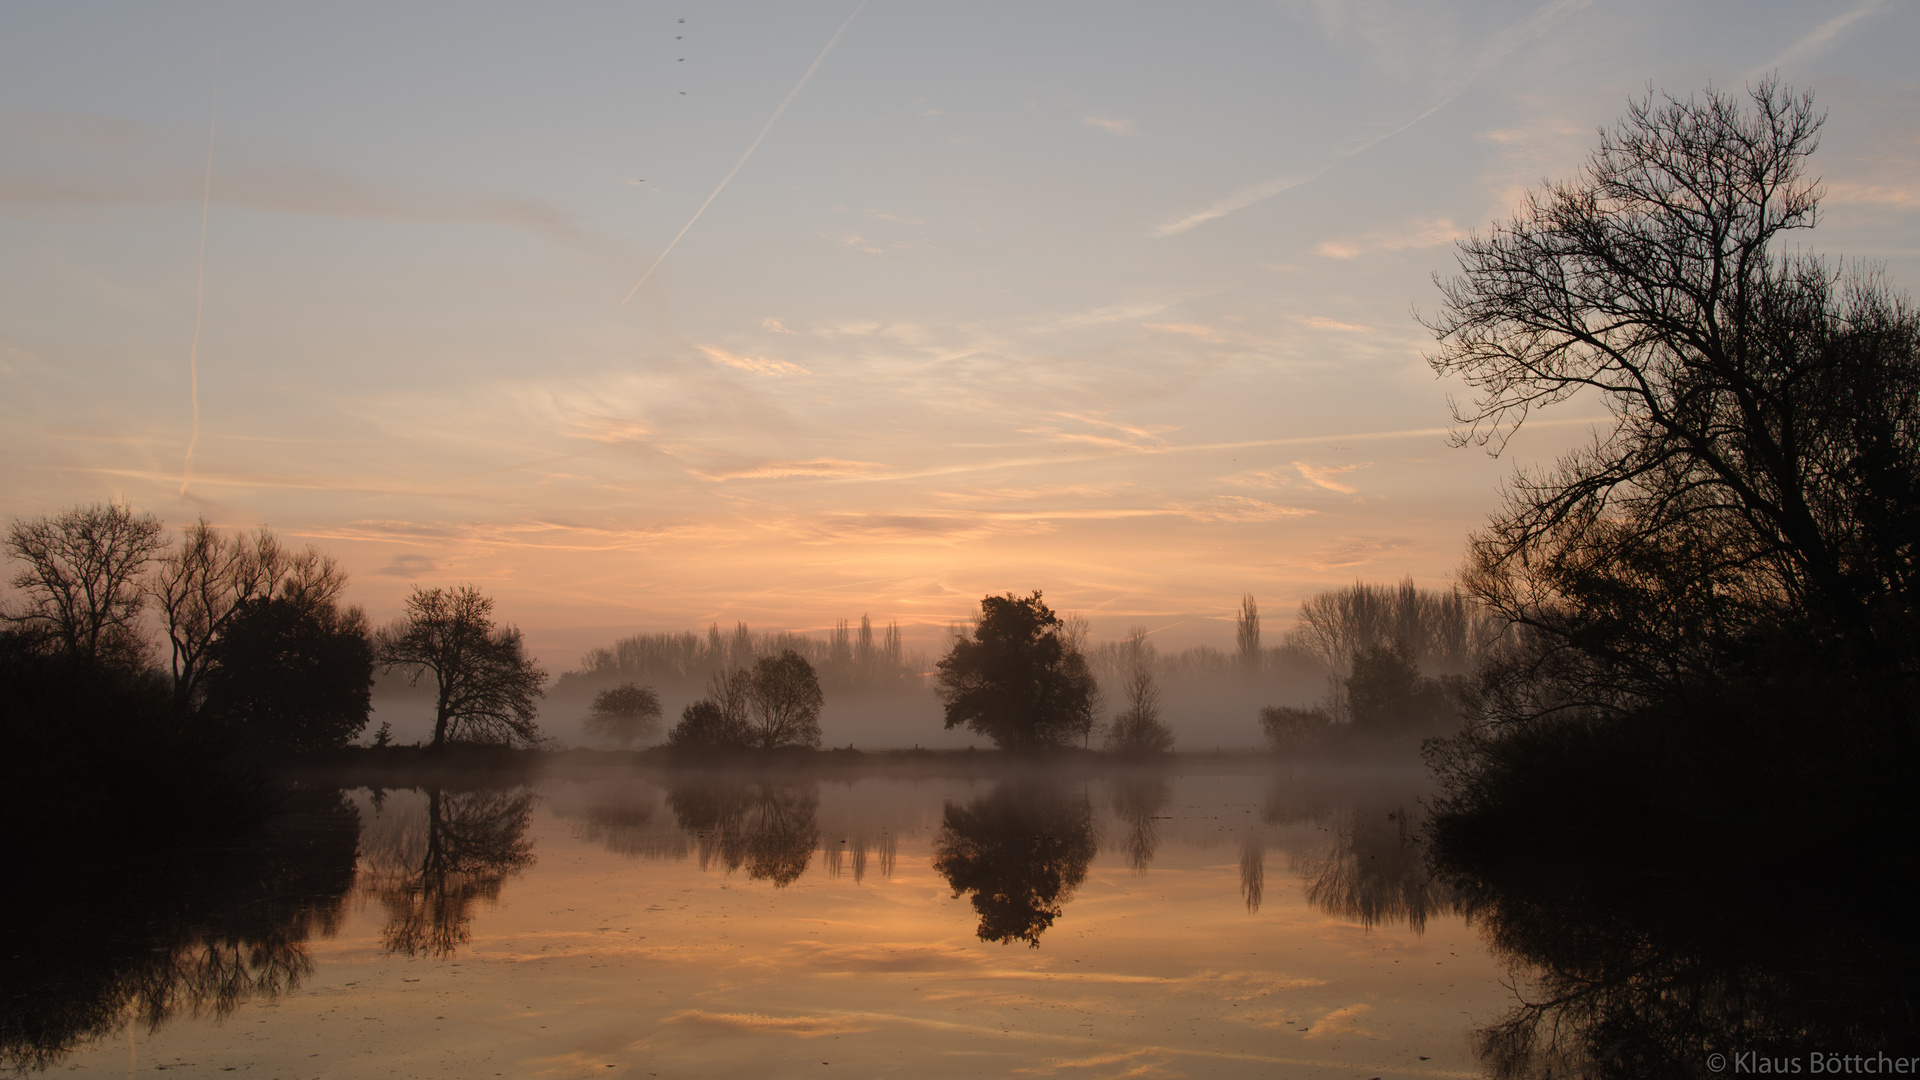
[[19, 763, 1516, 1079]]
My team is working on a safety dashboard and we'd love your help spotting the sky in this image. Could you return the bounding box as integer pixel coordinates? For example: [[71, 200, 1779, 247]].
[[3, 0, 1917, 667]]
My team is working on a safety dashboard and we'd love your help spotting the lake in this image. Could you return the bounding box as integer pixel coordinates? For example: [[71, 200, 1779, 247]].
[[7, 759, 1519, 1079]]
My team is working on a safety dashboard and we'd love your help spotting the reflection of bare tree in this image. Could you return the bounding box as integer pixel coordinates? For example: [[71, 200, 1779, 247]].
[[0, 792, 360, 1073], [573, 792, 692, 860], [822, 828, 896, 883], [1107, 776, 1170, 872], [1240, 834, 1265, 913], [932, 783, 1097, 947], [665, 779, 819, 887], [362, 787, 536, 958], [1292, 805, 1448, 931]]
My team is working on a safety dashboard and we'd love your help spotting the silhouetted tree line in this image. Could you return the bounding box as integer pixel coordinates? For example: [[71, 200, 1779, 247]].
[[1080, 594, 1326, 685], [1256, 578, 1486, 751], [1, 504, 547, 845], [562, 614, 922, 699], [664, 649, 825, 751]]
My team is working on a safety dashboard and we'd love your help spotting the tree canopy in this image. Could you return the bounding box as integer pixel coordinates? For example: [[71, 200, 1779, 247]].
[[745, 650, 824, 750], [377, 586, 546, 748], [935, 592, 1097, 751], [584, 683, 663, 748], [664, 651, 824, 751], [201, 595, 374, 753], [3, 503, 166, 670], [1424, 81, 1920, 730]]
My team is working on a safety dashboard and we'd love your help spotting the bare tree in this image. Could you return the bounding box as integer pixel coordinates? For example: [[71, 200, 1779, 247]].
[[747, 650, 824, 749], [1287, 578, 1489, 678], [1425, 80, 1920, 718], [1235, 594, 1261, 673], [4, 503, 166, 668], [149, 522, 353, 708], [665, 667, 755, 749], [377, 586, 546, 748], [150, 521, 266, 705], [1104, 626, 1174, 755]]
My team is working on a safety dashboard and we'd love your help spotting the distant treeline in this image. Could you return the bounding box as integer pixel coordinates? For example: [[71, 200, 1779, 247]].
[[1257, 580, 1495, 752], [558, 615, 924, 697], [554, 581, 1492, 754]]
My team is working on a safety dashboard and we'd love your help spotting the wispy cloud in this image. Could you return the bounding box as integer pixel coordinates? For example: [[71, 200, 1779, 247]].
[[1219, 468, 1285, 490], [1824, 181, 1920, 209], [1174, 495, 1315, 522], [827, 231, 885, 254], [0, 113, 591, 243], [1081, 115, 1139, 137], [1316, 217, 1462, 259], [1042, 297, 1180, 330], [1293, 461, 1366, 493], [1150, 0, 1591, 237], [1049, 412, 1182, 443], [932, 481, 1134, 503], [1752, 0, 1892, 78], [570, 417, 652, 444], [1143, 322, 1227, 342], [695, 344, 810, 377], [1308, 535, 1413, 570], [1294, 315, 1372, 333], [696, 458, 885, 482], [370, 553, 439, 578]]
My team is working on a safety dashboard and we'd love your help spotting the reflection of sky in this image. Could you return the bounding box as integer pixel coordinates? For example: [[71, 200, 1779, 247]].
[[3, 1, 1915, 660], [67, 772, 1508, 1077]]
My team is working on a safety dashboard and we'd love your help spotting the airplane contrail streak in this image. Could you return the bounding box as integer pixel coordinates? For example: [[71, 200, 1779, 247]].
[[620, 0, 867, 306], [180, 54, 219, 498]]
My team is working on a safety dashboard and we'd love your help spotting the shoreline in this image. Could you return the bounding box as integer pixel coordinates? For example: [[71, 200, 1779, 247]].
[[279, 742, 1433, 786]]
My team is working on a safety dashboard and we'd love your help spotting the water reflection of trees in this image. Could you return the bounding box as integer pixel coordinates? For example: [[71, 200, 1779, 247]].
[[0, 790, 360, 1073], [360, 786, 536, 958], [1253, 776, 1451, 929], [666, 779, 820, 886], [1294, 805, 1448, 931], [932, 783, 1097, 947], [1107, 776, 1169, 872], [1239, 835, 1265, 913], [821, 826, 896, 883], [1444, 857, 1919, 1079]]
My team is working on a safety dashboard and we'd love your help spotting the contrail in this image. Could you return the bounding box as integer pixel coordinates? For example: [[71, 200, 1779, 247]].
[[180, 53, 219, 498], [1152, 0, 1590, 237], [620, 0, 867, 306]]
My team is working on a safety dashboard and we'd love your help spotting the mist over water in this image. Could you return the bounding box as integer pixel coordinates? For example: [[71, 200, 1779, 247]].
[[6, 759, 1515, 1078]]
